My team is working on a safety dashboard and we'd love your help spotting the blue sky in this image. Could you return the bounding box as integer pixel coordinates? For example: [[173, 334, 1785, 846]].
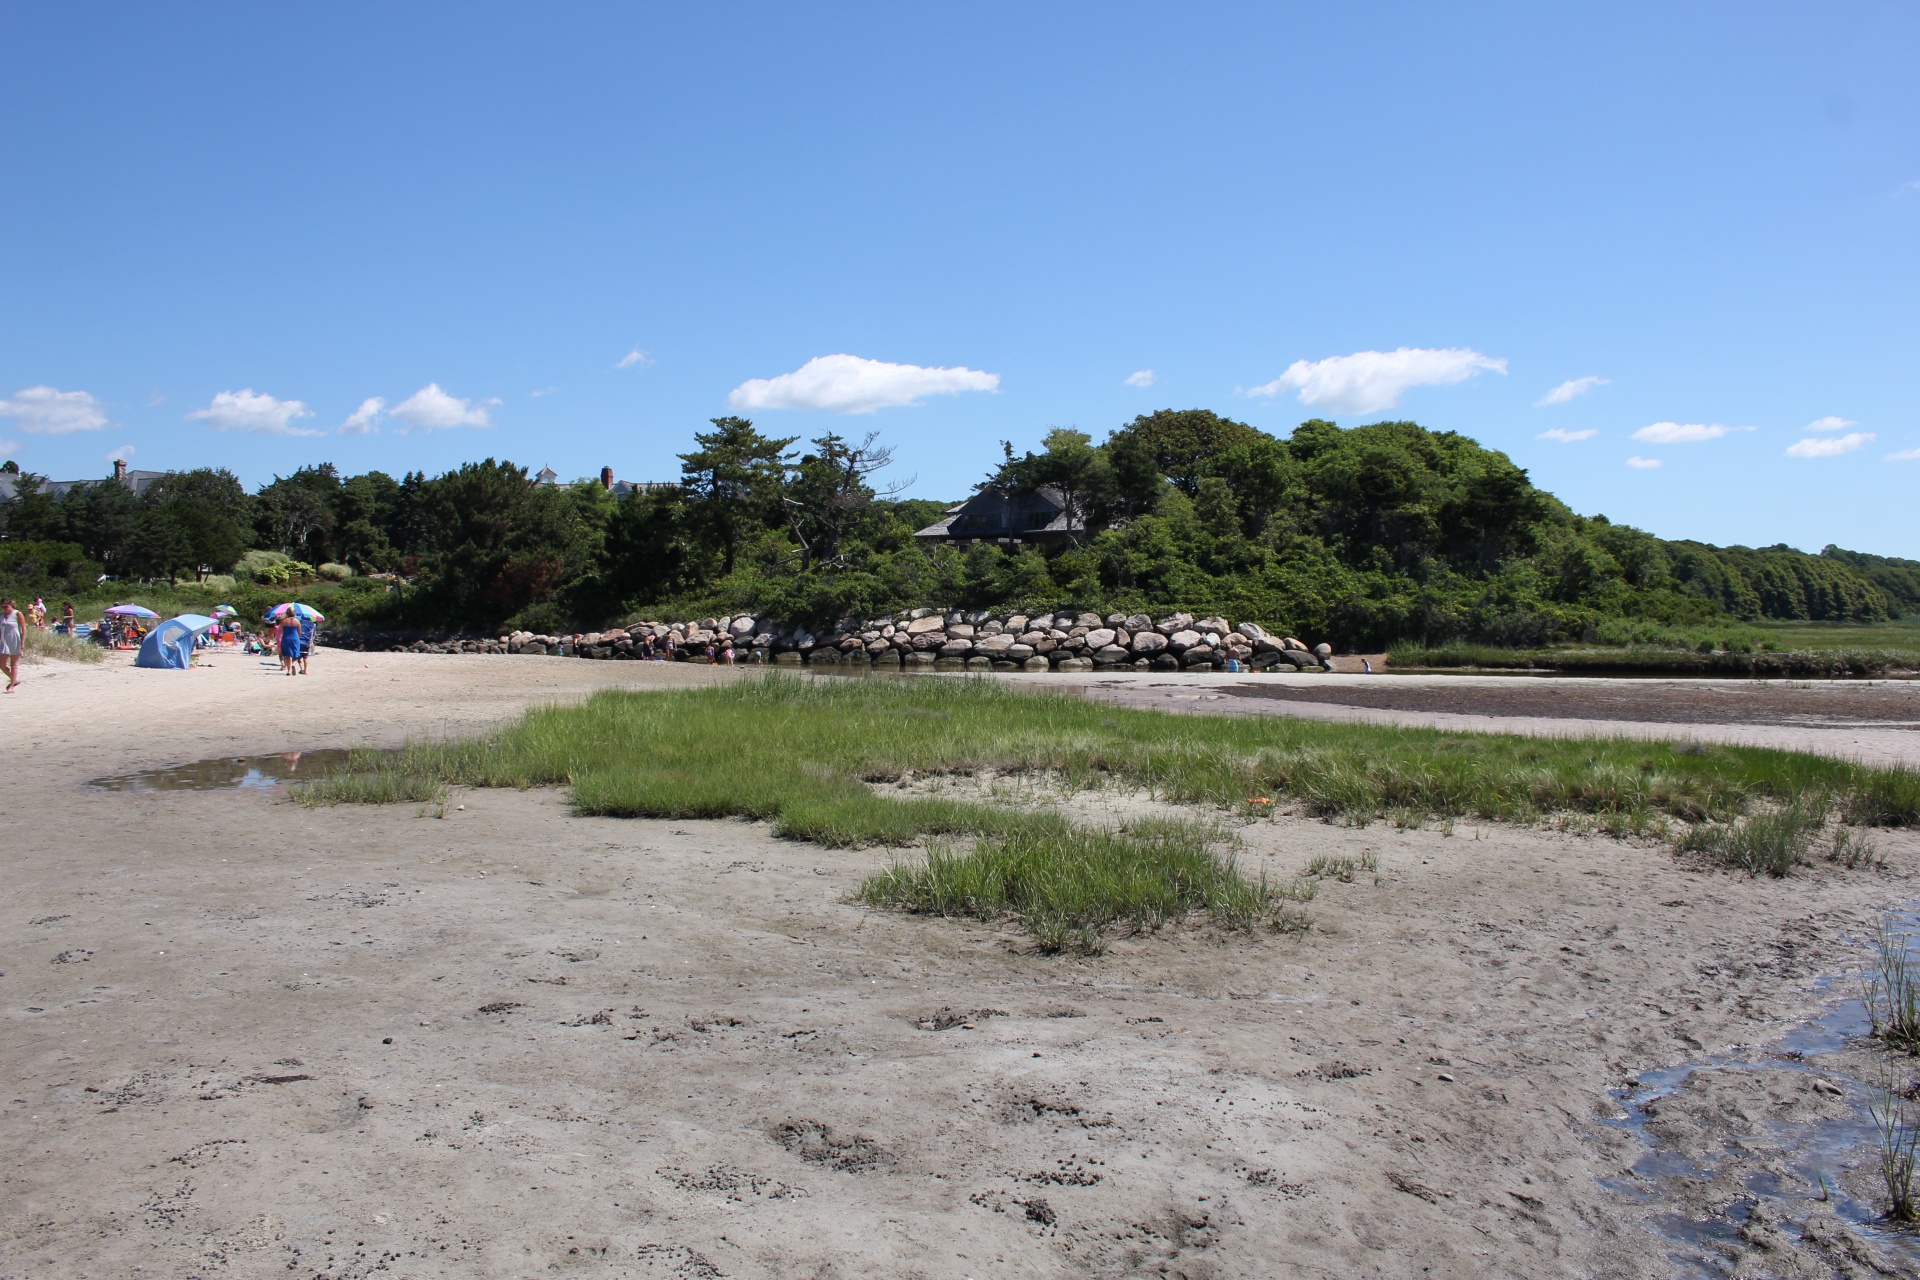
[[3, 4, 1917, 555]]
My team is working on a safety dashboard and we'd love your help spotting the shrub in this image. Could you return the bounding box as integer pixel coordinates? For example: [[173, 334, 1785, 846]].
[[316, 562, 352, 582]]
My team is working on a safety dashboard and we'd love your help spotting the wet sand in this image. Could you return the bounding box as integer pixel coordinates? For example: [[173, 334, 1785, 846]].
[[4, 652, 1917, 1278], [1043, 670, 1920, 771]]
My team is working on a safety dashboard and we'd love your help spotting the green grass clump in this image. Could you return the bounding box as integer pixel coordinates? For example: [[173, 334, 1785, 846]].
[[1675, 802, 1825, 877], [858, 818, 1310, 954], [23, 628, 104, 664], [292, 767, 447, 808], [1841, 770, 1920, 828]]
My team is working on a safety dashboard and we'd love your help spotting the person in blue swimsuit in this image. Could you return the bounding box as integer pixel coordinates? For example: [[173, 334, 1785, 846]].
[[278, 614, 304, 676]]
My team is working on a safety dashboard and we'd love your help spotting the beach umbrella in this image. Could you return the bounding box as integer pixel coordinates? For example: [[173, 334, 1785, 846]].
[[105, 604, 160, 618], [211, 605, 238, 618], [266, 602, 325, 622]]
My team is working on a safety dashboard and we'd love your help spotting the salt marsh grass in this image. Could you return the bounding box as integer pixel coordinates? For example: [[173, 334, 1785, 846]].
[[291, 674, 1918, 944]]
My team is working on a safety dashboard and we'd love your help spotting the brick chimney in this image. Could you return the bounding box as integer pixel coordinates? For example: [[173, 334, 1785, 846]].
[[114, 458, 128, 483], [600, 466, 614, 490]]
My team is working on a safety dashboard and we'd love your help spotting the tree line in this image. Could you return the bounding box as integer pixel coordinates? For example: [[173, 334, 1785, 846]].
[[2, 410, 1915, 645]]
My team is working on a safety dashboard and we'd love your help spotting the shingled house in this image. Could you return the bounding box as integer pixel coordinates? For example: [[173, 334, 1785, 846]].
[[913, 485, 1085, 546]]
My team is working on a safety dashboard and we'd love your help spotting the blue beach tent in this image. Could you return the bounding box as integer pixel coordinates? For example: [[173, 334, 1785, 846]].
[[136, 614, 214, 670]]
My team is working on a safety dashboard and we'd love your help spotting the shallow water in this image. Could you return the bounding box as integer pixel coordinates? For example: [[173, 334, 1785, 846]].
[[86, 749, 353, 793], [1602, 917, 1920, 1274]]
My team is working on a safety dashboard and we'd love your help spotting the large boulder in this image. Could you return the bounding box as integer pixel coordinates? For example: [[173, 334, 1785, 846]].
[[939, 639, 974, 657], [910, 632, 945, 651], [907, 615, 947, 635], [947, 623, 976, 639], [1155, 612, 1194, 636], [1075, 612, 1104, 629], [1236, 621, 1270, 642], [1166, 629, 1202, 653], [1094, 644, 1132, 664], [1021, 655, 1049, 672], [975, 633, 1017, 654], [1131, 631, 1168, 654], [1122, 613, 1153, 632], [1197, 616, 1231, 636], [1005, 643, 1035, 661], [1083, 627, 1116, 650], [1055, 656, 1094, 672], [729, 616, 757, 637]]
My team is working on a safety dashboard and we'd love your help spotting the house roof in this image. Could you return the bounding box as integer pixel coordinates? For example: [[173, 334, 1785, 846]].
[[914, 485, 1083, 539], [0, 469, 167, 501]]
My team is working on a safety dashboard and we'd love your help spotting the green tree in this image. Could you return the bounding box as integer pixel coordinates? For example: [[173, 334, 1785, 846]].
[[782, 431, 900, 572], [678, 417, 796, 577], [1110, 409, 1265, 496], [127, 469, 252, 583], [254, 464, 343, 562]]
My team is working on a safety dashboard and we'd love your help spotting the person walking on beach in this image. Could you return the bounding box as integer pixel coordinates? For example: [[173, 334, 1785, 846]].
[[278, 612, 303, 676], [297, 612, 315, 675], [0, 597, 23, 692], [60, 601, 75, 634]]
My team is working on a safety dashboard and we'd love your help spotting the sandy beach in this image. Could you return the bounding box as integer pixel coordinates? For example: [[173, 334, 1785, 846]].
[[5, 652, 1917, 1278]]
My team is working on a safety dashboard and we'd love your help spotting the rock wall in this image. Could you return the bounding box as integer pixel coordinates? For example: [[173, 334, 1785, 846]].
[[490, 609, 1335, 672]]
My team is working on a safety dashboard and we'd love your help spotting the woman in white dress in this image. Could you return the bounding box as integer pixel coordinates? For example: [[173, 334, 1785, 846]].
[[0, 597, 23, 693]]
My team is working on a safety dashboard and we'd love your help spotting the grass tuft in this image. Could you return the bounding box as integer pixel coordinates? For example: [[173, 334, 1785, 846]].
[[858, 820, 1310, 954], [1674, 802, 1824, 877], [1867, 916, 1920, 1053], [23, 629, 105, 664]]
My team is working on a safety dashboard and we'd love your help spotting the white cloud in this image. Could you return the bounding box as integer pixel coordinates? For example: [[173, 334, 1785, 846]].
[[0, 438, 18, 456], [1631, 421, 1750, 444], [105, 444, 135, 463], [1124, 369, 1156, 388], [1626, 456, 1662, 469], [1537, 427, 1598, 443], [529, 386, 557, 398], [1247, 347, 1506, 414], [1535, 376, 1608, 407], [1786, 432, 1874, 458], [614, 347, 653, 370], [339, 397, 385, 435], [1804, 415, 1857, 433], [188, 388, 321, 435], [1888, 448, 1920, 462], [146, 390, 165, 407], [388, 383, 491, 431], [726, 353, 1000, 414], [0, 385, 109, 434]]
